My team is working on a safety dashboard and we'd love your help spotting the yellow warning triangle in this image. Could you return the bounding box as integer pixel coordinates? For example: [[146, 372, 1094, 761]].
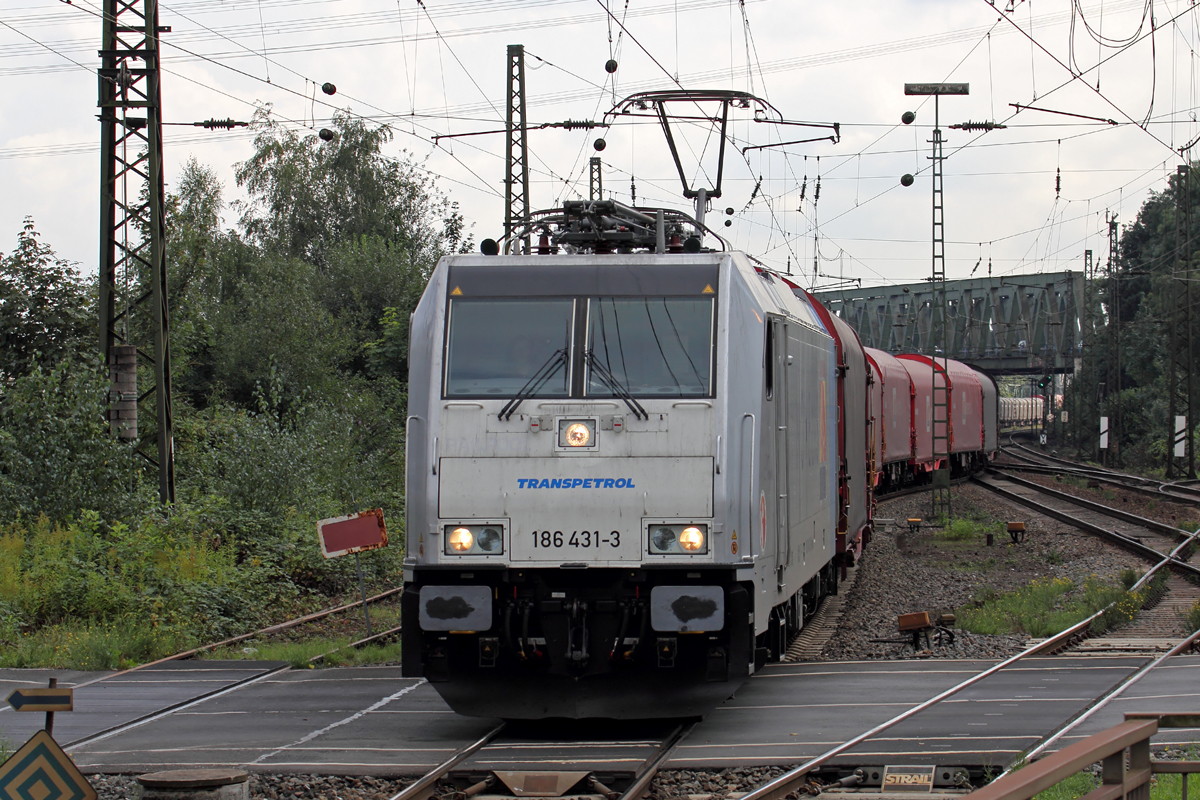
[[731, 531, 737, 540], [702, 284, 715, 294], [451, 286, 463, 296]]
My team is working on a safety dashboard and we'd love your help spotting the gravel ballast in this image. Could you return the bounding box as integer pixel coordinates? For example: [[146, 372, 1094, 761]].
[[817, 482, 1146, 661]]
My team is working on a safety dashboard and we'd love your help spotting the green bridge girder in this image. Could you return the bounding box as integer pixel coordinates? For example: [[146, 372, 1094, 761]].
[[812, 272, 1091, 375]]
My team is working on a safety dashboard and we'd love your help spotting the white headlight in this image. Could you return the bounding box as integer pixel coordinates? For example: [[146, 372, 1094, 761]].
[[448, 527, 474, 552], [565, 422, 591, 446], [679, 526, 705, 552]]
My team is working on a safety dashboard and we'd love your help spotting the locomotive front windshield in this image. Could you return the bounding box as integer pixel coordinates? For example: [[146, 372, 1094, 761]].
[[443, 295, 714, 399], [587, 298, 712, 397], [444, 299, 573, 396]]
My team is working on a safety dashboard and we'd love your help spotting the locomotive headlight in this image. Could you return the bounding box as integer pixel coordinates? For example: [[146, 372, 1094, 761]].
[[476, 527, 502, 552], [443, 524, 505, 555], [558, 418, 596, 448], [679, 526, 705, 551], [648, 524, 708, 555], [651, 527, 677, 552], [448, 527, 474, 552], [565, 423, 591, 446]]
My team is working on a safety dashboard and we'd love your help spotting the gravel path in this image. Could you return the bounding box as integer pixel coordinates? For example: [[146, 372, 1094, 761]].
[[817, 482, 1145, 661]]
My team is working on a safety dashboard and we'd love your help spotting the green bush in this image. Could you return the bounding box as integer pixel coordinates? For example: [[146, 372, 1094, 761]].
[[0, 361, 153, 523]]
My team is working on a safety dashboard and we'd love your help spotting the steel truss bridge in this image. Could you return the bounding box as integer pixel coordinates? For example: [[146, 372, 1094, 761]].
[[812, 272, 1087, 375]]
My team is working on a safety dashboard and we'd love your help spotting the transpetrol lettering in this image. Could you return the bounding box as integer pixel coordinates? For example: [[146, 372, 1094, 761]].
[[517, 478, 638, 489]]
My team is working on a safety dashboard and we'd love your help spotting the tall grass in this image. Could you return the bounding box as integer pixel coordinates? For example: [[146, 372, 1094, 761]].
[[957, 575, 1139, 637]]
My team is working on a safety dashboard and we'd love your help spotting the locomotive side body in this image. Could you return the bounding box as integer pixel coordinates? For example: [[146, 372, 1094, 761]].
[[401, 252, 840, 719]]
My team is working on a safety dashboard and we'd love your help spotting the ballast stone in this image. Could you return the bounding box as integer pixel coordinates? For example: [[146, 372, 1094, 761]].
[[137, 769, 249, 800]]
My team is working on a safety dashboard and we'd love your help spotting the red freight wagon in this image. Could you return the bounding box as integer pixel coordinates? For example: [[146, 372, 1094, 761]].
[[801, 292, 870, 561], [896, 355, 984, 456], [865, 348, 915, 472], [897, 356, 935, 470]]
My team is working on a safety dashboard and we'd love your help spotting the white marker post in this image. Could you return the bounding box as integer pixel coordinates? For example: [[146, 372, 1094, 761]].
[[1100, 416, 1109, 450]]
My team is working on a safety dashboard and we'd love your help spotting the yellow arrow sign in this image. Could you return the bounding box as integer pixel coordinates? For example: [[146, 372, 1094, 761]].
[[0, 730, 96, 800]]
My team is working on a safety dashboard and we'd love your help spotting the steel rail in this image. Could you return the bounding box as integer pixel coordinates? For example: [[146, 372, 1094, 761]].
[[62, 663, 290, 750], [973, 473, 1200, 578], [985, 468, 1198, 546], [739, 497, 1200, 800], [387, 723, 508, 800], [616, 721, 698, 800], [1002, 440, 1200, 503], [996, 625, 1200, 779]]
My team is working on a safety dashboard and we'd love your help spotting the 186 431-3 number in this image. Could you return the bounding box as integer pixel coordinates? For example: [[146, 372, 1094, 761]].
[[530, 530, 621, 549]]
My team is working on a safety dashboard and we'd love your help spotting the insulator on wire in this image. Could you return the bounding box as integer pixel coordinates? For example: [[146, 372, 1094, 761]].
[[557, 120, 597, 130], [1056, 167, 1061, 198], [951, 120, 1007, 131], [195, 118, 248, 130]]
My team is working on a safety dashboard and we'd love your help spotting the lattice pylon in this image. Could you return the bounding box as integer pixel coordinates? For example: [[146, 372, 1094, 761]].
[[504, 44, 531, 254], [98, 0, 174, 503], [930, 99, 951, 522]]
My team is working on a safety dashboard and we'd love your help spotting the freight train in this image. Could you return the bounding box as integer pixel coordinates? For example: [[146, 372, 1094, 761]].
[[401, 201, 1000, 719]]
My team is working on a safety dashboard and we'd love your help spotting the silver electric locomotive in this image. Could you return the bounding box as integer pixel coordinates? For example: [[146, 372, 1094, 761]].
[[402, 238, 846, 718]]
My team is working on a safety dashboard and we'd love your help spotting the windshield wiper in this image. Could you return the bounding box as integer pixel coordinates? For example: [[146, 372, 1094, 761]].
[[586, 350, 649, 421], [498, 348, 568, 420]]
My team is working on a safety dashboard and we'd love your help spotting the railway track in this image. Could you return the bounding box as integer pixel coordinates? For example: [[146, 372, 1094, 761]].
[[1000, 441, 1200, 506], [735, 597, 1200, 799], [388, 720, 696, 800], [974, 467, 1200, 653]]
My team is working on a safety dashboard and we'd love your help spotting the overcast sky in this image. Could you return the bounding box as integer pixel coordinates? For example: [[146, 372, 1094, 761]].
[[1, 0, 1195, 289]]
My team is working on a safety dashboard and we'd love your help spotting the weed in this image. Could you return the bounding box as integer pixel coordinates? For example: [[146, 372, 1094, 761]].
[[1045, 550, 1064, 566], [938, 519, 980, 542], [1183, 600, 1200, 633], [957, 575, 1138, 638], [1121, 568, 1140, 591], [1182, 520, 1200, 533]]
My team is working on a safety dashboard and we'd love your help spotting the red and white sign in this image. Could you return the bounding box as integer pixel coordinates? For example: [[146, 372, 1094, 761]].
[[318, 509, 388, 559]]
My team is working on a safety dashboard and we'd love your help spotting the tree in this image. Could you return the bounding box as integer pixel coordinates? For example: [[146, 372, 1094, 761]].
[[235, 109, 471, 266], [0, 218, 93, 380]]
